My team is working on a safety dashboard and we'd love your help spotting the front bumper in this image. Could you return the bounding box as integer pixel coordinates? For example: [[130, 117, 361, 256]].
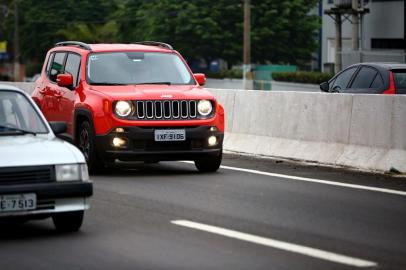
[[0, 181, 93, 218], [95, 125, 224, 161]]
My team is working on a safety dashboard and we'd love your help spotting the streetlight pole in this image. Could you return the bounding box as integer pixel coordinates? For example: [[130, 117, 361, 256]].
[[243, 0, 251, 90]]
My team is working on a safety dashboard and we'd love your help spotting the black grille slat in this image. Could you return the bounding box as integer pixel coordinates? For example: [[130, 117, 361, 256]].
[[0, 166, 54, 185], [133, 100, 200, 120]]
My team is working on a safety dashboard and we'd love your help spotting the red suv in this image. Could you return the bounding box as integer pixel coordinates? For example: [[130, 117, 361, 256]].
[[32, 41, 224, 173]]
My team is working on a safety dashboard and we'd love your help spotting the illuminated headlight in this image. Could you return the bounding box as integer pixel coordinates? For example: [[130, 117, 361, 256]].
[[208, 136, 217, 146], [56, 164, 89, 181], [198, 100, 213, 116], [115, 101, 133, 117]]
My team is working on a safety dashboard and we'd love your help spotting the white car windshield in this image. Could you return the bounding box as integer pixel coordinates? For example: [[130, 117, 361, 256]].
[[0, 91, 48, 134], [87, 52, 195, 85]]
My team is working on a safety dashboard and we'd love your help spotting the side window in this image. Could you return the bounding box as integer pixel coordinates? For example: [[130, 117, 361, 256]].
[[64, 53, 81, 87], [350, 67, 378, 89], [370, 73, 384, 89], [45, 53, 54, 75], [49, 52, 66, 82], [331, 67, 357, 91]]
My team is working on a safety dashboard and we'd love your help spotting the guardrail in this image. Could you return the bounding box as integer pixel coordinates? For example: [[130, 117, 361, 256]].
[[2, 81, 405, 173]]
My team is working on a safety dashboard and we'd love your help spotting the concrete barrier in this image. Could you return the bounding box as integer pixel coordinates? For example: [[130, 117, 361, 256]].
[[0, 81, 36, 94], [210, 89, 406, 173], [2, 81, 405, 173]]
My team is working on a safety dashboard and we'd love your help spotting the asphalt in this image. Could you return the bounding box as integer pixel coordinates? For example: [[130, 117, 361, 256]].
[[0, 154, 405, 270]]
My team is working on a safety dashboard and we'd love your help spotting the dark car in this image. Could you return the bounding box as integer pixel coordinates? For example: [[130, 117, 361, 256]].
[[320, 63, 406, 94]]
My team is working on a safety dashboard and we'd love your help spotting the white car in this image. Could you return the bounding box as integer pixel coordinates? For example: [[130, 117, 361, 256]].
[[0, 84, 93, 232]]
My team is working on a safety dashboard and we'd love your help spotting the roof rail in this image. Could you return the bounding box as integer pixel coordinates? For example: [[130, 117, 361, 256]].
[[132, 41, 173, 50], [55, 41, 92, 51]]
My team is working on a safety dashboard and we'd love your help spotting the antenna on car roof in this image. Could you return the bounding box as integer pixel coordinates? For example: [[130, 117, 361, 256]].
[[55, 41, 92, 51], [132, 41, 173, 50]]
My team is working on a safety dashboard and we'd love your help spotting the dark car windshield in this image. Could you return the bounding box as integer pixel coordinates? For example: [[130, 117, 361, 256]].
[[0, 91, 48, 135], [393, 70, 406, 94], [87, 52, 195, 85]]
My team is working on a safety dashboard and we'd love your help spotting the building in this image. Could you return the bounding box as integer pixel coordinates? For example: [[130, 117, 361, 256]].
[[321, 0, 405, 72]]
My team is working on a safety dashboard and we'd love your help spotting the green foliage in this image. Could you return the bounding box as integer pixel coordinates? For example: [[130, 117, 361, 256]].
[[272, 71, 334, 84], [3, 0, 118, 62], [57, 21, 119, 43], [3, 0, 320, 67], [206, 69, 243, 79]]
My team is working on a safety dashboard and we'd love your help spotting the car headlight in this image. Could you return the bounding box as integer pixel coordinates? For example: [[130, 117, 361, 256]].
[[56, 164, 89, 181], [198, 100, 213, 116], [115, 101, 133, 117]]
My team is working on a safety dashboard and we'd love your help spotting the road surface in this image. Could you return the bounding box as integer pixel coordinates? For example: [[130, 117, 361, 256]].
[[1, 154, 405, 270]]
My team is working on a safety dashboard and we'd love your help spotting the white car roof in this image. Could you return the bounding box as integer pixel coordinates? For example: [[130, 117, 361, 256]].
[[0, 84, 24, 92]]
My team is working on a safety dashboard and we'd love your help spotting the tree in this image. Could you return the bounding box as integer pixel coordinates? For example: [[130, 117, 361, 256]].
[[57, 21, 119, 43], [116, 0, 319, 66], [2, 0, 320, 74]]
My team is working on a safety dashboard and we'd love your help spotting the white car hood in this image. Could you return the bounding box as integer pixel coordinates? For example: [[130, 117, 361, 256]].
[[0, 135, 85, 168]]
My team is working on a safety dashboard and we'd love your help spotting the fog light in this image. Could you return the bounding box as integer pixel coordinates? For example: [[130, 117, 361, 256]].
[[208, 136, 217, 146], [115, 127, 125, 133], [112, 137, 127, 148], [210, 126, 218, 132]]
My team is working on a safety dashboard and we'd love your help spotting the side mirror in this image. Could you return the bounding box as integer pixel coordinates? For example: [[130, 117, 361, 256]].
[[57, 73, 74, 88], [49, 121, 67, 135], [320, 81, 329, 92], [194, 73, 206, 86]]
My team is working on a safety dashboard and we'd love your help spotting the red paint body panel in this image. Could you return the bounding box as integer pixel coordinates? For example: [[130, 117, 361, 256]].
[[382, 71, 396, 95], [32, 44, 225, 140]]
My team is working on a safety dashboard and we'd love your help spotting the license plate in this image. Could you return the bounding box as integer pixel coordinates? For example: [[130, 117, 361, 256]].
[[154, 129, 186, 141], [0, 193, 37, 212]]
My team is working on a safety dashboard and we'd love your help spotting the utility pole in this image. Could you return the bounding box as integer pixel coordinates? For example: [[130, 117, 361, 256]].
[[335, 14, 342, 73], [13, 0, 20, 82], [325, 3, 368, 73], [243, 0, 251, 90], [352, 0, 359, 50]]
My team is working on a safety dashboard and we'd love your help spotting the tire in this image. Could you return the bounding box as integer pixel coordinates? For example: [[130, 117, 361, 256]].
[[52, 211, 84, 233], [194, 150, 222, 173], [77, 121, 105, 174]]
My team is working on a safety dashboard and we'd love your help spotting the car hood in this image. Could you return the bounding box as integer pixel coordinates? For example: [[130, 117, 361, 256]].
[[0, 135, 85, 168], [89, 84, 216, 100]]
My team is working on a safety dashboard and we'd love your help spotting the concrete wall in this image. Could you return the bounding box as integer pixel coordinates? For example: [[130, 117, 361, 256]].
[[0, 82, 36, 94], [206, 79, 319, 92], [206, 78, 253, 90], [271, 81, 319, 92], [211, 89, 406, 173], [3, 81, 405, 173]]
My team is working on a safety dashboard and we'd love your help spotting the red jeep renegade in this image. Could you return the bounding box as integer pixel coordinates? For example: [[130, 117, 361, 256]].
[[32, 41, 224, 173]]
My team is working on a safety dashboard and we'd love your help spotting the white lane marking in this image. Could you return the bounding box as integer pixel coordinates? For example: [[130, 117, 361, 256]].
[[172, 220, 377, 268], [180, 161, 406, 196]]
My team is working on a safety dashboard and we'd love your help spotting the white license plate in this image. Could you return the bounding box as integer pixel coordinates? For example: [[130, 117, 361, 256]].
[[154, 129, 186, 141], [0, 193, 37, 212]]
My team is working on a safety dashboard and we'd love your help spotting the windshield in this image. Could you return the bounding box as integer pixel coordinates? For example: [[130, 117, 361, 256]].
[[0, 91, 48, 134], [87, 52, 195, 85]]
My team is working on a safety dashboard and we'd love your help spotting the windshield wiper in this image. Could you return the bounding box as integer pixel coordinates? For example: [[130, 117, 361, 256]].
[[135, 82, 172, 85], [89, 82, 128, 86], [0, 125, 37, 136]]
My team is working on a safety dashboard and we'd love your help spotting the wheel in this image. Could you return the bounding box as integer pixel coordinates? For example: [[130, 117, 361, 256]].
[[194, 150, 222, 173], [52, 211, 84, 233], [77, 121, 105, 174]]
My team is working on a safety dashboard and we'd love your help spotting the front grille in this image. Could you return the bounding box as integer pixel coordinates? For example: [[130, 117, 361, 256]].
[[135, 100, 198, 120], [0, 166, 55, 185]]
